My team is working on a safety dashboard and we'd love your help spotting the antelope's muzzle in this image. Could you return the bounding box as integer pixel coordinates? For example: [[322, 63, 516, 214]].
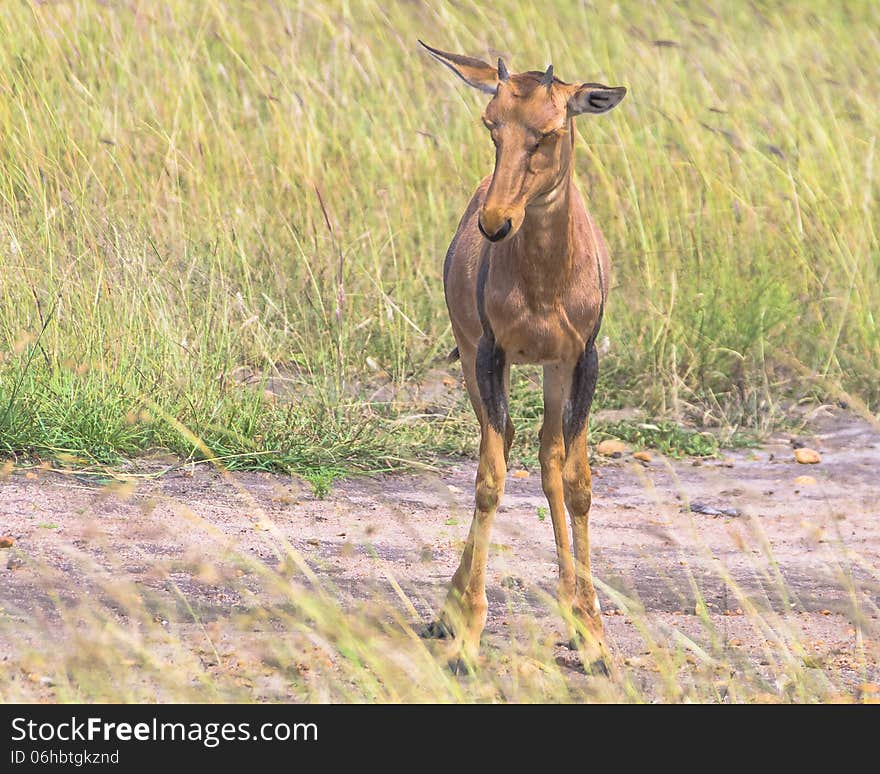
[[478, 217, 512, 243]]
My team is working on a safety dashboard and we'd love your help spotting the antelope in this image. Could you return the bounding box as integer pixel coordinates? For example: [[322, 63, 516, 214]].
[[418, 41, 626, 672]]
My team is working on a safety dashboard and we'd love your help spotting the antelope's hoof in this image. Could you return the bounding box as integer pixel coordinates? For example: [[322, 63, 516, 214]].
[[584, 656, 611, 677], [560, 635, 611, 676], [446, 657, 474, 676], [419, 619, 453, 640]]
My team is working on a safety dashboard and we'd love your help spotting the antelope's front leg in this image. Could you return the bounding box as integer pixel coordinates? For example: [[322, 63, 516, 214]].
[[445, 336, 508, 669], [562, 343, 608, 671]]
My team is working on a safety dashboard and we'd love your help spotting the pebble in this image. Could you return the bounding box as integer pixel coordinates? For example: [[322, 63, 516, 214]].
[[596, 439, 627, 457], [794, 448, 821, 464]]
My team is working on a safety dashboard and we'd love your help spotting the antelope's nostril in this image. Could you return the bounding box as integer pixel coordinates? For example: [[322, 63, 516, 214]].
[[478, 218, 512, 242]]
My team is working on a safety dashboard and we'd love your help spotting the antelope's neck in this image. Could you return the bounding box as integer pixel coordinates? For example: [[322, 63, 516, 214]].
[[502, 172, 575, 307]]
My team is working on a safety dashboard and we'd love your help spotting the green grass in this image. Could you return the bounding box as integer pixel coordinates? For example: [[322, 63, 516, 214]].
[[0, 0, 878, 473], [595, 420, 731, 458]]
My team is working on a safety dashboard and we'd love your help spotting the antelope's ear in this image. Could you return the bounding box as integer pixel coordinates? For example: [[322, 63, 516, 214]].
[[568, 83, 627, 115], [419, 40, 499, 94]]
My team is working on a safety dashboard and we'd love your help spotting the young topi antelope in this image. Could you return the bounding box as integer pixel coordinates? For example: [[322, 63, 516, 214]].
[[419, 41, 626, 672]]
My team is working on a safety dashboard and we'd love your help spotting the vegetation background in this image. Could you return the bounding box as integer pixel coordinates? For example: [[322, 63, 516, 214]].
[[1, 0, 878, 470], [1, 0, 878, 705]]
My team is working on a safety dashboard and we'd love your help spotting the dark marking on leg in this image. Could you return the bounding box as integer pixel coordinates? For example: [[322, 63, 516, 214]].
[[563, 343, 598, 449], [475, 252, 507, 434], [475, 252, 491, 334], [503, 417, 515, 464], [562, 254, 605, 450], [476, 335, 507, 434]]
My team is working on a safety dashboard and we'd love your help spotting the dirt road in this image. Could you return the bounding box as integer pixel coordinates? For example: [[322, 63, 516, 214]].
[[1, 407, 878, 700]]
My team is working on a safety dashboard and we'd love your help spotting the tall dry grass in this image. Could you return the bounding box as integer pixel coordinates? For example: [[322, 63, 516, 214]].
[[0, 1, 877, 472]]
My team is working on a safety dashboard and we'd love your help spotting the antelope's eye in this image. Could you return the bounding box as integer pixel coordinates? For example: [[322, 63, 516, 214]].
[[533, 130, 560, 152]]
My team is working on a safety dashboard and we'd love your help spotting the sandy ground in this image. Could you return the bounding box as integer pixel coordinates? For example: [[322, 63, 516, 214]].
[[1, 407, 878, 699]]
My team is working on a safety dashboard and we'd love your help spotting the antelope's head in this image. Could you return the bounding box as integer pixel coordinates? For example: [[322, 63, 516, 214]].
[[420, 41, 626, 243]]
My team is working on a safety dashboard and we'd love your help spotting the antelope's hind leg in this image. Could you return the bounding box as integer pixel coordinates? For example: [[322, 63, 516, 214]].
[[562, 343, 609, 672], [540, 364, 576, 617], [421, 337, 508, 671]]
